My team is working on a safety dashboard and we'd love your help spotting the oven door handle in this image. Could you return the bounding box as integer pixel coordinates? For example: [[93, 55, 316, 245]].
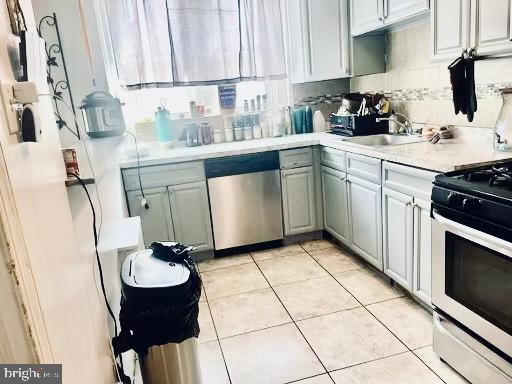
[[433, 209, 512, 253]]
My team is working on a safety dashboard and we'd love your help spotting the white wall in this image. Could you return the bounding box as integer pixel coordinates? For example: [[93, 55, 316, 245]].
[[32, 0, 131, 359], [0, 0, 126, 382]]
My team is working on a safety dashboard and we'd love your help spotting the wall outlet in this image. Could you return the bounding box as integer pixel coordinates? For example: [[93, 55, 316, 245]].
[[0, 81, 21, 136]]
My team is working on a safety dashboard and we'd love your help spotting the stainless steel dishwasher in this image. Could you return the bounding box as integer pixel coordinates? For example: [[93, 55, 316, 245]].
[[205, 151, 283, 250]]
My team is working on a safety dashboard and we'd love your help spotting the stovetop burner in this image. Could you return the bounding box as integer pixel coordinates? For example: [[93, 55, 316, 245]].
[[435, 161, 512, 207], [463, 164, 512, 189]]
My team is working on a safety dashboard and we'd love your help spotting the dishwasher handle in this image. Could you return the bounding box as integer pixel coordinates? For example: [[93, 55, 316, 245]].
[[205, 151, 280, 178]]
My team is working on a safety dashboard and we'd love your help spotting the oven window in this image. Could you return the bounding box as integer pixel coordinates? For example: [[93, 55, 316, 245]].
[[446, 232, 512, 335]]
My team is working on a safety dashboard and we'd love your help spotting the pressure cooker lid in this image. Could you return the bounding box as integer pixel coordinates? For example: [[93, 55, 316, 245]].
[[81, 91, 121, 108], [121, 246, 191, 289]]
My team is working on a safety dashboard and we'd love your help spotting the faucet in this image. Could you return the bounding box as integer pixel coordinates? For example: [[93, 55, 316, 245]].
[[376, 113, 414, 135]]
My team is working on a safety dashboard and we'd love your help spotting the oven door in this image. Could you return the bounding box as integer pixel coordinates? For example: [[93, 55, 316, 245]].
[[432, 209, 512, 358]]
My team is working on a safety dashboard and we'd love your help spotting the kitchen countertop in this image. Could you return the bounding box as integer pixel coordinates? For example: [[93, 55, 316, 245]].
[[119, 131, 512, 173]]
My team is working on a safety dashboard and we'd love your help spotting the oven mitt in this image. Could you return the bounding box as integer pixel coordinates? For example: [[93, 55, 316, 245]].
[[465, 57, 477, 122], [448, 56, 467, 115]]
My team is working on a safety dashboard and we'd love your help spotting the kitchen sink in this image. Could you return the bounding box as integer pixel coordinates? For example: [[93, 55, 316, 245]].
[[341, 134, 426, 147]]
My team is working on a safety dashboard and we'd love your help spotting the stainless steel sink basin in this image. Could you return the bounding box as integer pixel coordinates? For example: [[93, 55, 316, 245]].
[[341, 134, 426, 147]]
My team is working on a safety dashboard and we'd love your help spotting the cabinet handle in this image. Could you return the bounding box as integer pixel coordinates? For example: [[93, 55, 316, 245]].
[[340, 176, 346, 181], [383, 0, 389, 18], [405, 200, 413, 206]]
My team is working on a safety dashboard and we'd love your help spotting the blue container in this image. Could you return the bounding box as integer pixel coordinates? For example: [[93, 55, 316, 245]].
[[155, 106, 173, 142]]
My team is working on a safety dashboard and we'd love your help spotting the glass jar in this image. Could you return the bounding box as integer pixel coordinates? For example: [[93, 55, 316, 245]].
[[200, 122, 212, 145], [495, 88, 512, 151]]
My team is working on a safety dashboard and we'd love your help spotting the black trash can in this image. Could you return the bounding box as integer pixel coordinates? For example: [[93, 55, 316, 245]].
[[116, 242, 203, 384]]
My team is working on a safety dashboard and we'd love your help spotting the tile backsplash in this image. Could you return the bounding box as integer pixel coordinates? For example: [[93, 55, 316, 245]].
[[350, 20, 512, 129]]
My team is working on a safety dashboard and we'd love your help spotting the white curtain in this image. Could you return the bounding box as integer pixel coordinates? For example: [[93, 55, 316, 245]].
[[106, 0, 287, 88]]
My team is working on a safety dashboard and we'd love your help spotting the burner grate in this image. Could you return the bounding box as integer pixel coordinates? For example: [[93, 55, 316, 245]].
[[463, 165, 512, 190]]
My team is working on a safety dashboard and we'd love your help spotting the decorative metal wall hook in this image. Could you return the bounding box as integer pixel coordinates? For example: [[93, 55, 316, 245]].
[[37, 13, 81, 139]]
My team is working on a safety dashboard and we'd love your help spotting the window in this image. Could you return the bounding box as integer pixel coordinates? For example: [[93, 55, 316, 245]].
[[119, 81, 267, 130]]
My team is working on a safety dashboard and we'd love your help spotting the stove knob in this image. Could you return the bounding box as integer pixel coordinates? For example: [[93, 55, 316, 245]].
[[462, 197, 483, 210], [447, 192, 462, 207]]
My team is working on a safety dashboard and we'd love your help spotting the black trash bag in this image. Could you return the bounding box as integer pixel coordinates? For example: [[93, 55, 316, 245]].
[[112, 242, 202, 358]]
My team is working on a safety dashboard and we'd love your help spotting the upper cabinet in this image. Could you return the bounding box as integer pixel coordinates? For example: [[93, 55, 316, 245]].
[[432, 0, 512, 62], [431, 0, 471, 62], [350, 0, 429, 36], [350, 0, 383, 37], [286, 0, 350, 83], [471, 0, 512, 56]]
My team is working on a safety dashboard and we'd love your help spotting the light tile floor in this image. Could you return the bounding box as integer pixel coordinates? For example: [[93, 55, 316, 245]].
[[196, 239, 468, 384]]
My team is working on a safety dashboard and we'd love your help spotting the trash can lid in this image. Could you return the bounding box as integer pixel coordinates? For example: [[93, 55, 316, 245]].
[[121, 243, 191, 289]]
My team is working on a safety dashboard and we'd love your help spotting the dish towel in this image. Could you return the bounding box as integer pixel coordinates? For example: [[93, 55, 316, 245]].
[[448, 54, 477, 122]]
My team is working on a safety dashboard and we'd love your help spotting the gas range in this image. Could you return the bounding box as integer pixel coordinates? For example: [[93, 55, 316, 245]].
[[430, 160, 512, 383], [432, 161, 512, 240]]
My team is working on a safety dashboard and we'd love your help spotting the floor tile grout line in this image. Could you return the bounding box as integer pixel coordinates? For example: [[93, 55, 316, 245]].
[[301, 246, 414, 355], [211, 320, 295, 342], [205, 286, 271, 302], [302, 245, 447, 383], [411, 349, 451, 384], [199, 261, 254, 274], [200, 243, 439, 382], [200, 276, 234, 384], [249, 251, 332, 379], [284, 372, 333, 384]]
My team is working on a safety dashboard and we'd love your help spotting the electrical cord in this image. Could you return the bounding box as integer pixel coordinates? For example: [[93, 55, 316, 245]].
[[68, 173, 118, 336], [125, 131, 149, 209]]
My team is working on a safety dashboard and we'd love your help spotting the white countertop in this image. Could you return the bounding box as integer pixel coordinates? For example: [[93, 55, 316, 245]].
[[119, 131, 512, 173]]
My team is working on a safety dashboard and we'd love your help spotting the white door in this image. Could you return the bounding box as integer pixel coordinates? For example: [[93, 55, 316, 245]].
[[471, 0, 512, 56], [282, 167, 317, 236], [384, 0, 429, 25], [321, 166, 350, 245], [350, 0, 384, 36], [413, 197, 432, 305], [382, 187, 414, 290], [431, 0, 471, 62], [347, 174, 383, 269], [127, 187, 175, 246], [302, 0, 350, 81], [168, 182, 213, 252]]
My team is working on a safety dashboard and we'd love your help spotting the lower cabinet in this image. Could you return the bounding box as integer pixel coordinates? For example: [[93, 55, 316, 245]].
[[382, 188, 432, 305], [321, 165, 350, 244], [127, 182, 213, 251], [127, 187, 175, 246], [383, 187, 414, 290], [281, 166, 317, 236], [413, 197, 432, 305], [168, 181, 214, 252], [347, 174, 383, 269]]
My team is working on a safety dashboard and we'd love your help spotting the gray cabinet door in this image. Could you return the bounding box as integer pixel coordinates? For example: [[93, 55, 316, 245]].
[[282, 167, 317, 236], [384, 0, 429, 25], [321, 166, 350, 244], [382, 187, 414, 290], [350, 0, 384, 36], [127, 187, 175, 246], [348, 174, 383, 269], [472, 0, 512, 56], [168, 181, 213, 252], [431, 0, 471, 62], [302, 0, 350, 80], [413, 197, 432, 305]]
